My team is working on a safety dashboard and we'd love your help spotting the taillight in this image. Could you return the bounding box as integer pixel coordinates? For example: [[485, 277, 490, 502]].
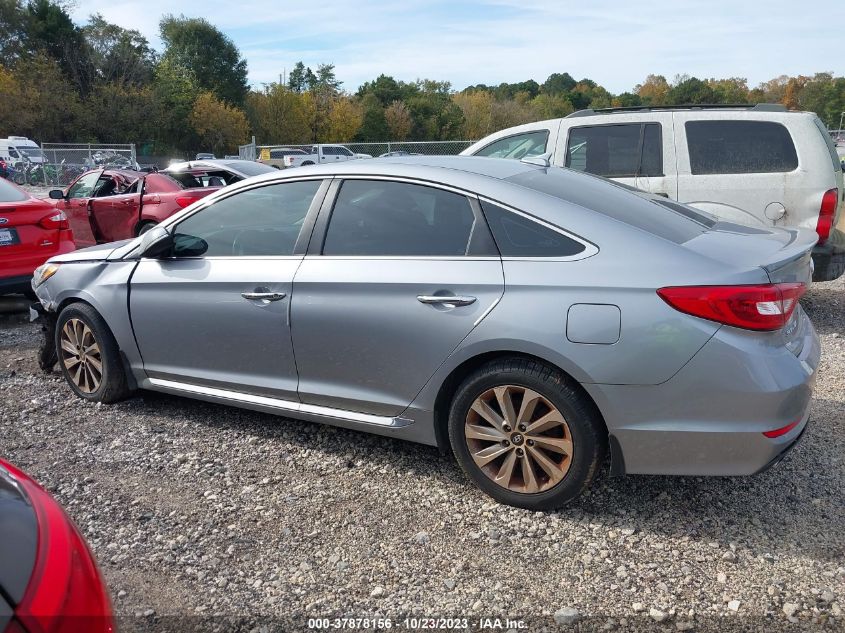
[[815, 188, 838, 244], [657, 283, 807, 331], [3, 462, 113, 633], [38, 212, 69, 230], [175, 196, 195, 208]]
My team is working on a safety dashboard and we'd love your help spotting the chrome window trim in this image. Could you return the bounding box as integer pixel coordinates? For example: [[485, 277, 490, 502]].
[[477, 196, 599, 261], [147, 378, 411, 427], [304, 255, 500, 262]]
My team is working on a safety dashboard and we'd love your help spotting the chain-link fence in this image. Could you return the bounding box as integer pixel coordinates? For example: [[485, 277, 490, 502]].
[[255, 140, 476, 161], [4, 143, 138, 187]]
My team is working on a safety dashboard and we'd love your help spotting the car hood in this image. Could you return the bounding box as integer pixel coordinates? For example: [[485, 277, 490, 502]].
[[49, 239, 133, 263]]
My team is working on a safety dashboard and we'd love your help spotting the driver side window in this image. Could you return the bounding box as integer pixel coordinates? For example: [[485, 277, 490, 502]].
[[172, 180, 323, 258], [67, 172, 101, 199]]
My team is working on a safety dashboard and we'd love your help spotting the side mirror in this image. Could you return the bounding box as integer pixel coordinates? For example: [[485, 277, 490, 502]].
[[172, 234, 208, 258], [138, 225, 174, 258], [48, 189, 65, 200]]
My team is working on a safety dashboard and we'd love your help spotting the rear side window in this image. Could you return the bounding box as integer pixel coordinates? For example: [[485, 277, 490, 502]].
[[323, 179, 475, 256], [0, 178, 27, 202], [474, 130, 549, 160], [686, 121, 798, 174], [480, 201, 586, 257], [566, 123, 662, 177]]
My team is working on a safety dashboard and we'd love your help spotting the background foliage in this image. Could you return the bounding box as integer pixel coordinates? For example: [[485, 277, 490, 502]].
[[1, 0, 843, 155]]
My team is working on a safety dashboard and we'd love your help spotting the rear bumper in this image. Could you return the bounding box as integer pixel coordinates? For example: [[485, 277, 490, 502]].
[[584, 313, 820, 476], [812, 228, 845, 281], [0, 274, 34, 295]]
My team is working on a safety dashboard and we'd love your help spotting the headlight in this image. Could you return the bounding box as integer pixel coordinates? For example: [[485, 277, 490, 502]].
[[32, 263, 61, 288]]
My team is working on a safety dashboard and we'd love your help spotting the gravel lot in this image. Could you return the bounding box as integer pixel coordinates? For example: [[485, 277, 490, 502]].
[[1, 279, 843, 633]]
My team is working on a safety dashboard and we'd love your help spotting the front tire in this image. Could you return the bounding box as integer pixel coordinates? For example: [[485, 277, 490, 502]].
[[55, 303, 130, 403], [448, 358, 606, 510]]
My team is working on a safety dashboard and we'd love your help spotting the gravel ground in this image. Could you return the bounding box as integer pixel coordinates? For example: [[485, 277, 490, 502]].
[[0, 279, 843, 633]]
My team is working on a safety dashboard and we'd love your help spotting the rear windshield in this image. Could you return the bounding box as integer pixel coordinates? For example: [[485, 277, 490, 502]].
[[0, 178, 27, 202], [228, 161, 276, 177], [507, 167, 710, 244]]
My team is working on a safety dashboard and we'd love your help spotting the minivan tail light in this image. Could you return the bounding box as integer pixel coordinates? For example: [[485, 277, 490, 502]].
[[39, 211, 69, 230], [657, 283, 806, 331], [815, 188, 838, 244]]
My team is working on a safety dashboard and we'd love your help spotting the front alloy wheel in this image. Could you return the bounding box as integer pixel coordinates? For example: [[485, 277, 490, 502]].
[[59, 318, 103, 393]]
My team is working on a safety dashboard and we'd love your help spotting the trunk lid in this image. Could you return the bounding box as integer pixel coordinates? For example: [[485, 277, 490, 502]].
[[682, 221, 817, 284]]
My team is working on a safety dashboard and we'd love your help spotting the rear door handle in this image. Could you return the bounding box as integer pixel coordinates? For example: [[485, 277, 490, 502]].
[[242, 291, 287, 301], [417, 295, 477, 307]]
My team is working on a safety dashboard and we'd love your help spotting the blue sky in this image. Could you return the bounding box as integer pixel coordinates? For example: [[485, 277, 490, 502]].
[[70, 0, 843, 93]]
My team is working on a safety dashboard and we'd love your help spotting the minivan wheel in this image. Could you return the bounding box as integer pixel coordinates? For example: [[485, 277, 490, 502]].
[[55, 303, 130, 403], [448, 358, 606, 510]]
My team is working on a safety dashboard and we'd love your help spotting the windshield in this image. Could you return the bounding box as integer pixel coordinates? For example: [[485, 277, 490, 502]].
[[17, 147, 44, 159]]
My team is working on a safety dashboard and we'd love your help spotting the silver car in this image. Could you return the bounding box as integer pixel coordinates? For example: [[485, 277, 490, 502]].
[[31, 156, 820, 509]]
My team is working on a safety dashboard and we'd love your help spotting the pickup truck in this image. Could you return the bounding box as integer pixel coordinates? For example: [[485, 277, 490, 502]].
[[281, 144, 372, 168]]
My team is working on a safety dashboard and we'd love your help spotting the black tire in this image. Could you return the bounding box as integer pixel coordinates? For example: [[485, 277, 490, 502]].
[[448, 357, 606, 510], [137, 221, 157, 236], [302, 161, 314, 166], [55, 303, 131, 403]]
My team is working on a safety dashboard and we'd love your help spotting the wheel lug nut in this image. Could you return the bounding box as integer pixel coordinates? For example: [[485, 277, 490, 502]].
[[527, 439, 535, 446], [518, 424, 527, 432], [516, 448, 524, 457], [503, 424, 511, 432], [501, 439, 510, 447]]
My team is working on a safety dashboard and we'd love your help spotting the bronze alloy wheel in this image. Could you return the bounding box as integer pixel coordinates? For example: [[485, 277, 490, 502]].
[[59, 318, 103, 394], [464, 385, 573, 494]]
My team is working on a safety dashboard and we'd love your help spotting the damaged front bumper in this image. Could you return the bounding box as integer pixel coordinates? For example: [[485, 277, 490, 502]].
[[30, 302, 57, 371]]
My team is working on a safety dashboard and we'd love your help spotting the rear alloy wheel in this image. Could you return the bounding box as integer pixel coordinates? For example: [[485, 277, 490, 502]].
[[449, 358, 606, 509], [55, 303, 130, 403]]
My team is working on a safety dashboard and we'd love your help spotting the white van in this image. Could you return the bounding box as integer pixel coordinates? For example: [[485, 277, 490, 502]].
[[462, 104, 844, 281], [0, 136, 46, 165]]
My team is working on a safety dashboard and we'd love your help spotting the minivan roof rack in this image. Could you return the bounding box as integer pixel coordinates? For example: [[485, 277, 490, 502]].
[[565, 103, 788, 118]]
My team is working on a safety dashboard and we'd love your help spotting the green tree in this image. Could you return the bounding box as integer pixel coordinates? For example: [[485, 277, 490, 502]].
[[667, 77, 716, 104], [245, 83, 313, 144], [384, 100, 412, 140], [83, 14, 156, 87], [541, 72, 576, 95], [635, 74, 670, 105], [159, 15, 248, 105], [356, 93, 389, 141], [152, 58, 200, 151], [24, 0, 90, 93]]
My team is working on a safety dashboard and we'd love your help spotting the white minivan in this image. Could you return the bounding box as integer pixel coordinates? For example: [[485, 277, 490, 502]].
[[462, 104, 844, 281], [0, 136, 46, 165]]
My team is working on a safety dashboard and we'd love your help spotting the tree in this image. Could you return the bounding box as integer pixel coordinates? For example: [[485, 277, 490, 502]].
[[384, 101, 412, 140], [453, 91, 493, 138], [667, 77, 716, 104], [85, 83, 159, 143], [531, 93, 574, 119], [24, 0, 90, 94], [159, 15, 248, 105], [84, 14, 156, 87], [152, 58, 200, 151], [356, 92, 389, 141], [190, 91, 249, 154], [706, 77, 749, 104], [325, 97, 363, 142], [635, 74, 670, 105], [287, 61, 307, 92], [245, 84, 312, 144], [0, 0, 29, 60], [541, 72, 576, 95]]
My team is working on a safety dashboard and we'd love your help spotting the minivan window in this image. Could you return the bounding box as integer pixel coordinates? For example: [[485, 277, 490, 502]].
[[474, 131, 549, 160], [507, 167, 709, 244], [686, 121, 798, 174], [480, 201, 586, 257], [323, 179, 475, 256], [565, 123, 662, 177], [173, 180, 322, 257]]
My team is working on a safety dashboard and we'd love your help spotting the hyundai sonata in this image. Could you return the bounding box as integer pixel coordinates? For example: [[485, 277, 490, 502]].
[[31, 156, 819, 509]]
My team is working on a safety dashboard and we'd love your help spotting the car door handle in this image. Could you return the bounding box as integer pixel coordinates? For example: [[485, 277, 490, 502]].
[[241, 291, 287, 301], [417, 295, 477, 307]]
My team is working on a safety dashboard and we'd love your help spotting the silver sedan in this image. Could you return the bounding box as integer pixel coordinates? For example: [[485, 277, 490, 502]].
[[31, 156, 820, 509]]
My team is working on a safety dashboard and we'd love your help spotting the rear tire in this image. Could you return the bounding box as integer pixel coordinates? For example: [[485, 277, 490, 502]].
[[55, 303, 131, 403], [448, 358, 606, 510]]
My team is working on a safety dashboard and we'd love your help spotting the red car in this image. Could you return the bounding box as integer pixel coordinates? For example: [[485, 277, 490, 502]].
[[0, 459, 113, 633], [0, 178, 75, 296], [46, 169, 219, 248]]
